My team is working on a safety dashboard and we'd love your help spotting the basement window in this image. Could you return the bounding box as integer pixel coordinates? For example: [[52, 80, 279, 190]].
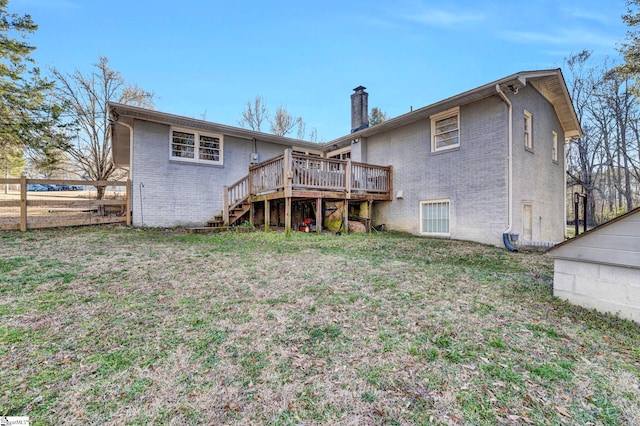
[[420, 199, 450, 236], [430, 107, 460, 153], [170, 128, 223, 165]]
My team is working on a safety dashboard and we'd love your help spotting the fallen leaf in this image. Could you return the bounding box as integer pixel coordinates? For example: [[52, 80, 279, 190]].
[[223, 402, 241, 412], [554, 405, 572, 418]]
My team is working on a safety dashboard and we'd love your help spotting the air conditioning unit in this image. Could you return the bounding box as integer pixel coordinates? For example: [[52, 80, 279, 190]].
[[250, 153, 259, 164]]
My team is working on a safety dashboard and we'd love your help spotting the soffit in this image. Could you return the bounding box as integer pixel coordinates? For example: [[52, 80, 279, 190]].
[[528, 74, 582, 139]]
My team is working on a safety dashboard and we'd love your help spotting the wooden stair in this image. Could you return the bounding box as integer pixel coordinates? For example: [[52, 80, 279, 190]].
[[207, 200, 251, 228]]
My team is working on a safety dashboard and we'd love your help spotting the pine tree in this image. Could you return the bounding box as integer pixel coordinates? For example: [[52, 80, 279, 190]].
[[369, 107, 388, 126], [0, 0, 59, 153]]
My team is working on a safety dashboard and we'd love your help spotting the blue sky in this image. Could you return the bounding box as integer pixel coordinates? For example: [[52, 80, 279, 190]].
[[12, 0, 629, 141]]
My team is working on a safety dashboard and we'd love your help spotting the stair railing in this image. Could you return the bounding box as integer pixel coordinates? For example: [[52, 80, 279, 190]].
[[222, 175, 249, 225]]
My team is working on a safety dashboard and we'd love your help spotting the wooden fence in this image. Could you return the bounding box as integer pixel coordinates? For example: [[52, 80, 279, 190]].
[[0, 176, 130, 231]]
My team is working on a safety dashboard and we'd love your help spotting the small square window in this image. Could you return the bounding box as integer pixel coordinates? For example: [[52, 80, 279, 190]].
[[171, 131, 195, 159]]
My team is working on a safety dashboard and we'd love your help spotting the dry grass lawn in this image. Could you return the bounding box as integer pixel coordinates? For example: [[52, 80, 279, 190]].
[[1, 226, 638, 425]]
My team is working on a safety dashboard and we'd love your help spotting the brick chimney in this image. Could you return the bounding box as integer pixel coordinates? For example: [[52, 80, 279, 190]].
[[351, 85, 369, 133]]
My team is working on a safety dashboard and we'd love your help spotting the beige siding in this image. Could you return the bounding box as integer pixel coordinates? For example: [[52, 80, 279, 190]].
[[549, 211, 640, 268]]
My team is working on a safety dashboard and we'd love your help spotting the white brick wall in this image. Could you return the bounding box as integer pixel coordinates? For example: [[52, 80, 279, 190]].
[[363, 87, 567, 247], [553, 259, 640, 323], [365, 96, 508, 246], [510, 86, 567, 243], [131, 119, 286, 227]]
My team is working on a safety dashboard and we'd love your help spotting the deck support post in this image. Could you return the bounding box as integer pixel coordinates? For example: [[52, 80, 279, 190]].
[[284, 149, 293, 237], [343, 200, 349, 234], [284, 197, 292, 237], [264, 199, 270, 232], [222, 185, 230, 226], [249, 201, 255, 226], [126, 179, 131, 226], [315, 198, 322, 234]]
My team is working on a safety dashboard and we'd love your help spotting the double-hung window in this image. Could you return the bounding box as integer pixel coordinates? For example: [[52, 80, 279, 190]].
[[420, 199, 450, 236], [170, 128, 223, 165], [430, 107, 460, 153], [524, 110, 533, 151]]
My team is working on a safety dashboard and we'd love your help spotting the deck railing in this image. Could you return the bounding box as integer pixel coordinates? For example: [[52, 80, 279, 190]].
[[249, 155, 285, 195], [248, 149, 391, 198], [351, 162, 391, 194], [292, 156, 346, 191]]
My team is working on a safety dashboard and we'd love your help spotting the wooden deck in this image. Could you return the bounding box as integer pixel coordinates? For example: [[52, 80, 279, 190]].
[[220, 149, 392, 234], [249, 150, 392, 201]]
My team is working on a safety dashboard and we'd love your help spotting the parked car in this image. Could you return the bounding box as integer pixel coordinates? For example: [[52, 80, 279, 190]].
[[40, 184, 57, 191], [26, 184, 48, 191], [55, 184, 72, 191]]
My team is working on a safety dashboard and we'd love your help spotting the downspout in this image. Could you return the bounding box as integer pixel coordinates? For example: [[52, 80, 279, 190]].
[[118, 121, 135, 225], [496, 84, 517, 252]]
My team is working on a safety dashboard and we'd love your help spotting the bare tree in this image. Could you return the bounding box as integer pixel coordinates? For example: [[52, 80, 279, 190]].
[[565, 51, 640, 224], [296, 120, 306, 140], [238, 95, 269, 132], [50, 56, 154, 199], [119, 84, 155, 109], [309, 127, 320, 143], [270, 105, 303, 137]]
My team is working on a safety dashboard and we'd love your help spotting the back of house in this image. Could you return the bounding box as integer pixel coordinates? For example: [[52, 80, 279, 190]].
[[110, 69, 581, 248]]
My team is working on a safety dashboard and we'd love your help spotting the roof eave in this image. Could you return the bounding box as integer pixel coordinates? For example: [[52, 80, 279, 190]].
[[327, 69, 583, 145], [109, 102, 323, 150]]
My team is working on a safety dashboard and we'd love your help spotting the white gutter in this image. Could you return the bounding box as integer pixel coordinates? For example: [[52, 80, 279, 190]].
[[496, 84, 513, 235]]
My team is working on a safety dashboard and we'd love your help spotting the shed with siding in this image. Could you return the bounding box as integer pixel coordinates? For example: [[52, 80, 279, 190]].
[[547, 207, 640, 323]]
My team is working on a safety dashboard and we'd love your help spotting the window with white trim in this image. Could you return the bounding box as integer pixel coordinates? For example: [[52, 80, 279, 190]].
[[170, 128, 223, 165], [327, 146, 351, 160], [420, 199, 450, 236], [551, 131, 558, 162], [524, 110, 533, 151], [430, 107, 460, 153]]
